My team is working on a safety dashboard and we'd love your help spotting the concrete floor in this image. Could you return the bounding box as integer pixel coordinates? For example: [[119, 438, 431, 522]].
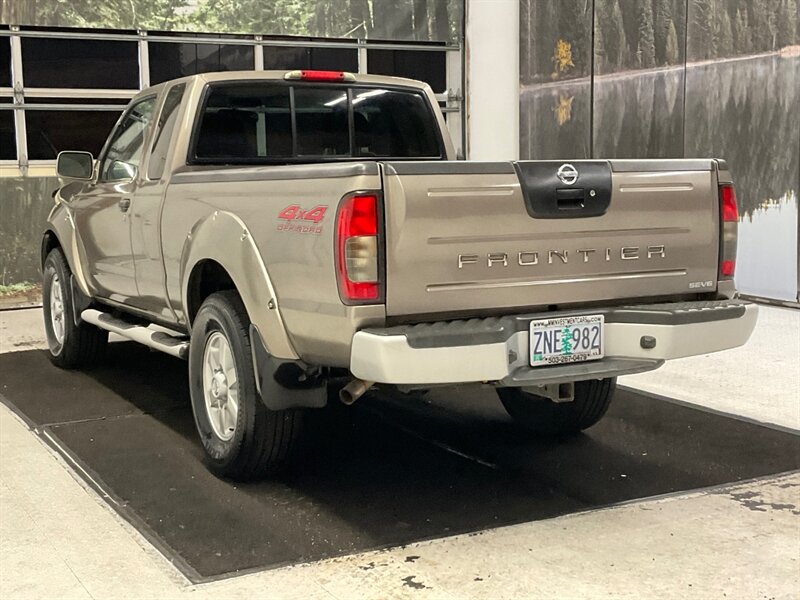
[[622, 305, 800, 431], [1, 305, 799, 599]]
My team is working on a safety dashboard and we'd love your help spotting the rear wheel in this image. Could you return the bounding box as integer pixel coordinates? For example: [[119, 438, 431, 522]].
[[42, 248, 108, 369], [188, 290, 303, 480], [497, 378, 616, 435]]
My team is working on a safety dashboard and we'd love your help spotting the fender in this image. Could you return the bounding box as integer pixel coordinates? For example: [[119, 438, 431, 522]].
[[43, 195, 93, 298], [180, 210, 299, 361]]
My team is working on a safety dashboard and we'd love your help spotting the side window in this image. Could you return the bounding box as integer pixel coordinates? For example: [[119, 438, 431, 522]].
[[99, 97, 156, 182], [148, 83, 186, 180]]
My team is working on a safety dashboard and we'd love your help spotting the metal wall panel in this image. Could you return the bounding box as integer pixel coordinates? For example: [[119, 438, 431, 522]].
[[592, 0, 686, 159], [685, 0, 800, 303], [519, 0, 592, 159], [520, 0, 800, 303]]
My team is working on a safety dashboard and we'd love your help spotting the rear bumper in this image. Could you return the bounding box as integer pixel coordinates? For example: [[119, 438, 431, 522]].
[[349, 299, 758, 386]]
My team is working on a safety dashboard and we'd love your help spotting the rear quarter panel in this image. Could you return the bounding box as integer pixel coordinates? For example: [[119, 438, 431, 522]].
[[162, 163, 386, 365]]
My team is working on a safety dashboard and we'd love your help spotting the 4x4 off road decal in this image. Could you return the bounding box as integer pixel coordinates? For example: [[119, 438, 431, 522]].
[[277, 204, 327, 234]]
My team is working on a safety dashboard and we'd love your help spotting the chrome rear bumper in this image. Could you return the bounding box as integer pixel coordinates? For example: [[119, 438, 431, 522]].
[[349, 300, 758, 385]]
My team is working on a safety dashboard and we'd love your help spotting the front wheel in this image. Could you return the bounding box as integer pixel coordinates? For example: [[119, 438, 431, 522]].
[[42, 248, 108, 369], [188, 291, 303, 480], [497, 378, 616, 435]]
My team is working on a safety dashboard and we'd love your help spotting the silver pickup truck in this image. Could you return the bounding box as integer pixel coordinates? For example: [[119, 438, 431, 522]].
[[42, 70, 757, 479]]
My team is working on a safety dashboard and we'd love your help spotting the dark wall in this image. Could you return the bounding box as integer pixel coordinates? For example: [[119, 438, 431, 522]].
[[0, 177, 57, 286]]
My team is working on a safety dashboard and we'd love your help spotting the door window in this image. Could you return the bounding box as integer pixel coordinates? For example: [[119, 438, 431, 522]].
[[99, 97, 156, 182]]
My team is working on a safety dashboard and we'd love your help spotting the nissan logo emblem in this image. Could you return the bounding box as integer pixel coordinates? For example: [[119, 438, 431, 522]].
[[557, 163, 578, 185]]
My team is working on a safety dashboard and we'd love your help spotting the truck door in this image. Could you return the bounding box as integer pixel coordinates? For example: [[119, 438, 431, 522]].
[[130, 82, 187, 321], [72, 96, 157, 302]]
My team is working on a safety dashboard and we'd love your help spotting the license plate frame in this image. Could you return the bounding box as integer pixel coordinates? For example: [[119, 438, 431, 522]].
[[529, 315, 604, 367]]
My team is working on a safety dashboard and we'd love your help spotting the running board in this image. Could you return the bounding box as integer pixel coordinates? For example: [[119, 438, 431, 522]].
[[81, 309, 190, 359]]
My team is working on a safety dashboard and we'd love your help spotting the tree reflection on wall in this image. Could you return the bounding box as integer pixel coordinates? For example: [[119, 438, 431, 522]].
[[520, 0, 800, 218], [0, 0, 463, 42], [521, 0, 799, 300]]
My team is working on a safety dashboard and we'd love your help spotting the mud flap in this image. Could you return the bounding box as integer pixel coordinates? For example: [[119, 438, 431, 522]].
[[249, 325, 327, 410], [70, 275, 92, 327]]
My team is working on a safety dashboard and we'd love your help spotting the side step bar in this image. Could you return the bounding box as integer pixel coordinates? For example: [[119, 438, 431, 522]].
[[81, 309, 190, 359]]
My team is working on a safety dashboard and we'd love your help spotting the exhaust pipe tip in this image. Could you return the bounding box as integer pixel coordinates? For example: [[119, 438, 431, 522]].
[[339, 379, 373, 405]]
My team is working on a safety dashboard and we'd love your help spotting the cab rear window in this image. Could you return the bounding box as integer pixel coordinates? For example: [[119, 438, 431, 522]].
[[192, 82, 442, 163]]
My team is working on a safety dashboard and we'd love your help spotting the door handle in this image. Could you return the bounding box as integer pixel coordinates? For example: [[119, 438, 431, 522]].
[[118, 197, 131, 212]]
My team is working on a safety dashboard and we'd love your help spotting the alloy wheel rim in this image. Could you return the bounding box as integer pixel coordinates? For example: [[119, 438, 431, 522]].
[[50, 273, 65, 345], [202, 331, 239, 442]]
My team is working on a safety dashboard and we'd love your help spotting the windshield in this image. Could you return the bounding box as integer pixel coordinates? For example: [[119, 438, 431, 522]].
[[192, 82, 443, 164]]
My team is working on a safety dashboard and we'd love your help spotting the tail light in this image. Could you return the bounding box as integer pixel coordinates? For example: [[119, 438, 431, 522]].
[[335, 193, 383, 304], [719, 184, 738, 279]]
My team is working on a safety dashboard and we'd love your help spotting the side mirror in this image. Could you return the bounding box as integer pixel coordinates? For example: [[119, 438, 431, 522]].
[[56, 151, 94, 180]]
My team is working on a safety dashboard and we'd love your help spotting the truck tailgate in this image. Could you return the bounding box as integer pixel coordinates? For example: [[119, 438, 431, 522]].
[[382, 160, 720, 317]]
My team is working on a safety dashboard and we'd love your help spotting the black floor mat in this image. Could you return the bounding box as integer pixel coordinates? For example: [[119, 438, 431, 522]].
[[1, 344, 798, 581]]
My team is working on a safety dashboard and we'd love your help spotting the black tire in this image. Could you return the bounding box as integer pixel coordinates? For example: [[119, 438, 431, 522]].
[[42, 248, 108, 369], [188, 290, 303, 480], [497, 378, 616, 435]]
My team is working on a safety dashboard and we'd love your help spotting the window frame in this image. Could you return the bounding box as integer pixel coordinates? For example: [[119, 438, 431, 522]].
[[366, 48, 447, 93], [262, 45, 359, 73], [0, 37, 12, 88], [19, 36, 140, 91], [0, 107, 16, 160], [148, 41, 256, 86], [187, 80, 446, 166], [23, 106, 124, 161]]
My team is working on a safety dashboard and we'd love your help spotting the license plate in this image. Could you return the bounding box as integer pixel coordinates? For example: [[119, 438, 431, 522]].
[[529, 315, 604, 367]]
